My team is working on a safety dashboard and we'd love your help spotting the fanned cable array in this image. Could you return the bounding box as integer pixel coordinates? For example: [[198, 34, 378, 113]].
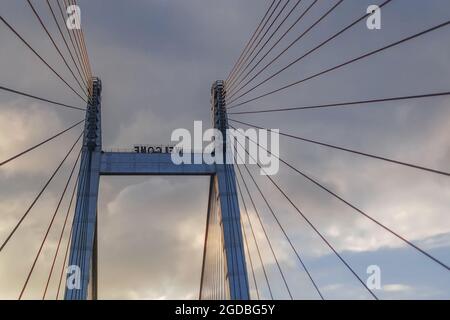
[[0, 0, 93, 299], [224, 0, 450, 300]]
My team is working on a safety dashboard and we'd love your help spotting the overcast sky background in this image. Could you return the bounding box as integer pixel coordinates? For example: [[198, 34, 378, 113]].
[[1, 0, 450, 299]]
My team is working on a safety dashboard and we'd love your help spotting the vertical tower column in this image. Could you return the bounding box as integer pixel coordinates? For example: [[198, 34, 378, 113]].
[[208, 80, 250, 299], [65, 78, 102, 300]]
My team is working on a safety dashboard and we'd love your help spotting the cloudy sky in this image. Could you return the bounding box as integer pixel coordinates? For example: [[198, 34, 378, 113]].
[[0, 0, 449, 300]]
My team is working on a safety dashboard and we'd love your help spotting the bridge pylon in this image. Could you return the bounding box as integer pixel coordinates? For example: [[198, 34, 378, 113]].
[[64, 77, 102, 300], [199, 81, 250, 299]]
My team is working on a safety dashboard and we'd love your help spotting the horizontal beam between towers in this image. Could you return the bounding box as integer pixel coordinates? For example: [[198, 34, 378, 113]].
[[99, 152, 217, 176]]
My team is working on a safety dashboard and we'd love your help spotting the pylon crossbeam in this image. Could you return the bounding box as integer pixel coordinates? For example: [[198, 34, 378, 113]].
[[65, 79, 250, 300]]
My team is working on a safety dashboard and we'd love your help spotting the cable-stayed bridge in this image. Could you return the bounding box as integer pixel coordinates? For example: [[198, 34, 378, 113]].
[[0, 0, 449, 300]]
